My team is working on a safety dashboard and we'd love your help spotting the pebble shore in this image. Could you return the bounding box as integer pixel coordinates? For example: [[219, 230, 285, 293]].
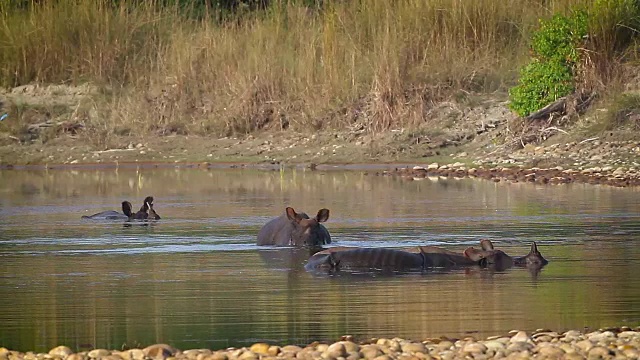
[[369, 139, 640, 188], [3, 327, 640, 360], [382, 163, 640, 188]]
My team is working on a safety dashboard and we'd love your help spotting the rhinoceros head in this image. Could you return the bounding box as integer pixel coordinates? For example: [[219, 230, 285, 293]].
[[286, 207, 330, 247]]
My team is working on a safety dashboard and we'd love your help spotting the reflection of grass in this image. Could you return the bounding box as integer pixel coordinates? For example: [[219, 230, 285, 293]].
[[0, 167, 632, 226], [512, 201, 568, 217]]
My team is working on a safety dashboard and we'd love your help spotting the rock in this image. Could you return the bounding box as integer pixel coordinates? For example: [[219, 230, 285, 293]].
[[574, 339, 594, 352], [325, 342, 346, 358], [483, 341, 505, 351], [462, 342, 487, 354], [437, 350, 455, 360], [588, 331, 616, 343], [280, 346, 302, 354], [587, 346, 611, 358], [49, 347, 73, 358], [266, 346, 280, 357], [360, 345, 383, 359], [205, 351, 227, 360], [181, 350, 202, 360], [400, 342, 425, 354], [533, 335, 553, 343], [618, 331, 640, 338], [143, 344, 177, 359], [66, 354, 86, 360], [622, 347, 639, 358], [435, 341, 454, 352], [237, 351, 257, 360], [565, 343, 584, 353], [536, 343, 565, 357], [613, 167, 626, 176], [510, 331, 530, 343], [126, 350, 144, 360], [506, 342, 533, 353], [87, 350, 110, 359], [101, 356, 123, 360], [341, 342, 359, 354], [563, 330, 584, 341], [372, 355, 392, 360], [248, 344, 269, 355], [564, 353, 586, 360]]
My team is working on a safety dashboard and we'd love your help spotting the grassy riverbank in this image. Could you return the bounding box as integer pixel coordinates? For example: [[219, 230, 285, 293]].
[[0, 0, 639, 166]]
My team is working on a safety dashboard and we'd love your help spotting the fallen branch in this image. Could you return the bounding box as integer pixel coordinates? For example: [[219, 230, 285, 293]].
[[579, 137, 599, 144], [525, 97, 567, 121], [27, 120, 84, 135], [542, 126, 569, 135], [92, 148, 138, 154]]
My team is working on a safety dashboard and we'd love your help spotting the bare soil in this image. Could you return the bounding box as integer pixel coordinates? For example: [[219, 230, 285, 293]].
[[1, 84, 639, 173]]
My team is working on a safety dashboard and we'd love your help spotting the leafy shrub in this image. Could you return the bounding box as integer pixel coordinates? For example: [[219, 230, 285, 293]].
[[509, 60, 575, 117], [531, 11, 588, 65], [509, 11, 588, 117]]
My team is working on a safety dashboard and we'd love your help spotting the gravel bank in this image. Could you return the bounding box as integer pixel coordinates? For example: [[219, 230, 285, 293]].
[[2, 327, 640, 360], [381, 161, 640, 188]]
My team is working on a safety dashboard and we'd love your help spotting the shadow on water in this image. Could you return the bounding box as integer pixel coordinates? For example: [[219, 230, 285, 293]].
[[0, 167, 639, 351]]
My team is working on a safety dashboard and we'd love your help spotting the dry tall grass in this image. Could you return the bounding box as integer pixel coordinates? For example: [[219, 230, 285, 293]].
[[0, 0, 629, 145]]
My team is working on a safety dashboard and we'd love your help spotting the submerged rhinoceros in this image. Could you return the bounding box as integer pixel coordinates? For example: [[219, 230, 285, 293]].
[[304, 240, 548, 273], [82, 195, 161, 221], [257, 207, 331, 247], [463, 240, 548, 270]]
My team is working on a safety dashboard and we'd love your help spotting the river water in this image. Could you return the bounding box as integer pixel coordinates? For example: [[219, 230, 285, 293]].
[[0, 166, 639, 352]]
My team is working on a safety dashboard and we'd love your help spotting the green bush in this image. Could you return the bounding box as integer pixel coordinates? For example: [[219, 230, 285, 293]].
[[509, 60, 575, 117], [531, 11, 588, 65], [509, 10, 588, 117]]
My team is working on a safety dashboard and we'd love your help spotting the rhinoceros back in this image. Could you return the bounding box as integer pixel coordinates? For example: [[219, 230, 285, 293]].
[[257, 215, 294, 245]]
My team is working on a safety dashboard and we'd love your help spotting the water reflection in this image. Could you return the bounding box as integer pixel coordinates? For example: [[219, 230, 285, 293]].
[[0, 167, 639, 352]]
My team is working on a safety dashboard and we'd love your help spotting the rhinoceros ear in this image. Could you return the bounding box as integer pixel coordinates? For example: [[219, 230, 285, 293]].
[[480, 239, 494, 251], [316, 208, 330, 222], [529, 242, 540, 254], [122, 201, 133, 217], [286, 207, 302, 222], [463, 247, 486, 262]]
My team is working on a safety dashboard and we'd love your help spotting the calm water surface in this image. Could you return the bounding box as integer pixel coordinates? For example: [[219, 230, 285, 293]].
[[0, 167, 639, 352]]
